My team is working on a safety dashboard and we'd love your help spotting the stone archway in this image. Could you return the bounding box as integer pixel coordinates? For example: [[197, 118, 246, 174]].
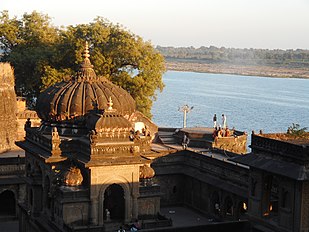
[[103, 184, 125, 221], [0, 190, 16, 217]]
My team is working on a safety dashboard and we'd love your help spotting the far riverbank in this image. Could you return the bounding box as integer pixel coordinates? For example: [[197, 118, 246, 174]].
[[166, 61, 309, 79]]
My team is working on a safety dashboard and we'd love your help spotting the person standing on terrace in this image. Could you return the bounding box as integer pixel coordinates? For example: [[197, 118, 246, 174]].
[[213, 114, 217, 128], [222, 114, 227, 129]]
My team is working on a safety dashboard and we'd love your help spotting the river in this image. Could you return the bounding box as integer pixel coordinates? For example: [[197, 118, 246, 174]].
[[151, 71, 309, 135]]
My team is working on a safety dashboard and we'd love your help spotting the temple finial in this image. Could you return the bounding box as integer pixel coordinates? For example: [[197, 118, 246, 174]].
[[83, 41, 90, 60], [73, 41, 97, 82], [107, 96, 114, 111]]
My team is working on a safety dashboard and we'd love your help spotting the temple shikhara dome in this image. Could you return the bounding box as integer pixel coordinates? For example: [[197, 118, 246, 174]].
[[36, 42, 136, 122]]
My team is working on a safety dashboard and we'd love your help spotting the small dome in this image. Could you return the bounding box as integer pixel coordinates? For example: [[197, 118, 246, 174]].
[[139, 165, 155, 179], [36, 42, 136, 122], [89, 111, 133, 131], [63, 166, 83, 186]]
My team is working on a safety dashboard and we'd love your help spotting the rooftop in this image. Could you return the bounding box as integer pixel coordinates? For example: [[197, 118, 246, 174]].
[[259, 132, 309, 146], [0, 149, 25, 158]]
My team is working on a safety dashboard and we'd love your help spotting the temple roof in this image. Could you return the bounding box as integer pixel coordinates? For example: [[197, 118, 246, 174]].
[[36, 42, 136, 122]]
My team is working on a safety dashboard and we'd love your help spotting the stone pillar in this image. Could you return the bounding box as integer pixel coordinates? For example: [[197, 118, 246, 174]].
[[132, 192, 138, 220], [32, 185, 43, 216], [18, 184, 26, 204], [90, 199, 98, 225]]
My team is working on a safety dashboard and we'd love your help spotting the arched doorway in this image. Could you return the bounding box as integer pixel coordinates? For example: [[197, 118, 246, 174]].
[[0, 190, 16, 216], [211, 191, 220, 215], [224, 196, 234, 218], [237, 201, 248, 220], [103, 184, 125, 221]]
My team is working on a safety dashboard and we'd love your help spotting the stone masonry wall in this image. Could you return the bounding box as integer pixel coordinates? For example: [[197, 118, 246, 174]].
[[301, 181, 309, 231]]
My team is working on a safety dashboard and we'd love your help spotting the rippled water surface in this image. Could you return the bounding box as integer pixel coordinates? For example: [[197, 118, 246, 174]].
[[151, 71, 309, 134]]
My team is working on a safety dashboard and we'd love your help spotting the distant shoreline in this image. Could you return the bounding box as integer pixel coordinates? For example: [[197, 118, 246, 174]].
[[165, 61, 309, 79]]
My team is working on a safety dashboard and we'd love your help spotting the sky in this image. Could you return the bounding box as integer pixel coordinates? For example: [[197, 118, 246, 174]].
[[1, 0, 309, 49]]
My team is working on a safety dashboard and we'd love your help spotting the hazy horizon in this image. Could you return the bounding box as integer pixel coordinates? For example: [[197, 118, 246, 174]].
[[1, 0, 309, 50]]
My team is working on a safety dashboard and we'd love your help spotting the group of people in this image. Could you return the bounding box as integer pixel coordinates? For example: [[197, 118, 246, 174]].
[[213, 113, 227, 129], [212, 113, 231, 138], [213, 126, 231, 138], [129, 126, 151, 141]]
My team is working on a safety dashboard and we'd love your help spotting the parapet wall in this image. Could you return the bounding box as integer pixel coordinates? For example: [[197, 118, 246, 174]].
[[251, 133, 309, 164]]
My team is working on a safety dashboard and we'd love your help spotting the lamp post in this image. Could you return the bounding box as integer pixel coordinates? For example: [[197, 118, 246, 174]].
[[178, 104, 194, 128]]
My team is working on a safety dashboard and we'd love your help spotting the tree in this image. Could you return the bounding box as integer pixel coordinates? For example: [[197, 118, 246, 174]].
[[0, 11, 60, 100], [287, 123, 308, 138], [0, 11, 165, 118]]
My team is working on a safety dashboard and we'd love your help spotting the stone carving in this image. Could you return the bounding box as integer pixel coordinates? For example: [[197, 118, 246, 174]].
[[89, 130, 98, 144], [51, 127, 61, 156], [130, 146, 140, 154], [64, 167, 83, 186], [91, 145, 132, 155]]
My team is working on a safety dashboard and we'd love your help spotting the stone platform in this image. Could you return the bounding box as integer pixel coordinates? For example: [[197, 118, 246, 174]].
[[157, 127, 247, 155]]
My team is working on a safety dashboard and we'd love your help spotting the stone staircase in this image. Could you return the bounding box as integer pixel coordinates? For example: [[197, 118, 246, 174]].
[[157, 131, 178, 145]]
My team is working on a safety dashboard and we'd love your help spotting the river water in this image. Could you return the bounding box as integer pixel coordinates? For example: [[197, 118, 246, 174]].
[[151, 71, 309, 135]]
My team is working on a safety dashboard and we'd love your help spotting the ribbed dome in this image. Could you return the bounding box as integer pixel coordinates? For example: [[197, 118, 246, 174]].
[[36, 42, 136, 122]]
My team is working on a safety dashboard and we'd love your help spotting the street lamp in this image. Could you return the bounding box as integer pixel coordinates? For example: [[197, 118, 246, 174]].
[[178, 104, 194, 128]]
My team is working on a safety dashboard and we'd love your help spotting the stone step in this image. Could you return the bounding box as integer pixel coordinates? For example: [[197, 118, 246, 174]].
[[160, 137, 177, 144], [104, 221, 123, 232]]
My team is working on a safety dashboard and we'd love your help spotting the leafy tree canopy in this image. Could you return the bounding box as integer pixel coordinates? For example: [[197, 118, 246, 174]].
[[0, 11, 165, 118]]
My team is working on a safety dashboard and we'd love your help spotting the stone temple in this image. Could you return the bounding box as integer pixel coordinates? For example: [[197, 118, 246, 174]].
[[0, 43, 309, 232], [16, 42, 164, 231]]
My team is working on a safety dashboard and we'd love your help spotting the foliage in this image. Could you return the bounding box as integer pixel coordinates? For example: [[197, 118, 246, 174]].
[[0, 11, 60, 100], [287, 123, 308, 138], [157, 45, 309, 68], [0, 11, 165, 118]]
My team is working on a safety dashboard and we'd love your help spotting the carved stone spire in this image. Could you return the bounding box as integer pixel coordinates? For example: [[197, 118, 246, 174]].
[[107, 96, 114, 111], [74, 41, 97, 82], [81, 41, 92, 68]]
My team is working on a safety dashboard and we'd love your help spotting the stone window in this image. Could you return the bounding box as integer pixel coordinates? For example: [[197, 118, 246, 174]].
[[281, 189, 290, 209], [262, 175, 278, 218], [173, 186, 177, 194], [29, 189, 33, 206], [250, 177, 257, 197]]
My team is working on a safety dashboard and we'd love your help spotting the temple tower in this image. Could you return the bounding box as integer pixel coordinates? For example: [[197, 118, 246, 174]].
[[0, 63, 17, 153]]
